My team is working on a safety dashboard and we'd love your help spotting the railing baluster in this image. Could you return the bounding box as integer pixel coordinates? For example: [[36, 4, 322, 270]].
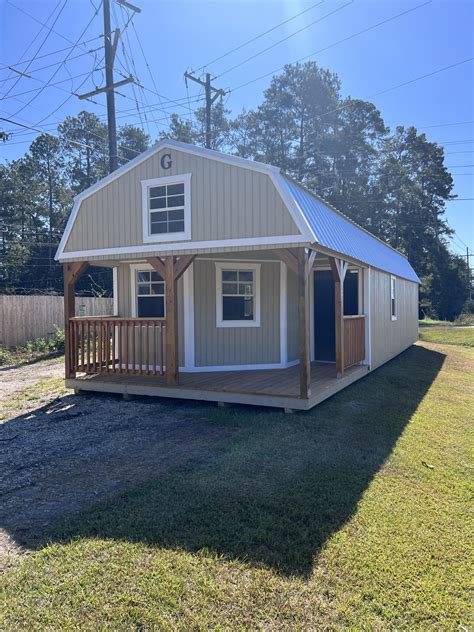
[[68, 317, 166, 377], [117, 321, 121, 373]]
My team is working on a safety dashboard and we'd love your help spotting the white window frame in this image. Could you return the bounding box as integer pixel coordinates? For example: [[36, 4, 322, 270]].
[[215, 262, 261, 328], [390, 274, 397, 321], [130, 262, 166, 318], [141, 173, 192, 244]]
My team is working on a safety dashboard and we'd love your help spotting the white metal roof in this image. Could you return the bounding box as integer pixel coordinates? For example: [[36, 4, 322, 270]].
[[283, 178, 420, 283]]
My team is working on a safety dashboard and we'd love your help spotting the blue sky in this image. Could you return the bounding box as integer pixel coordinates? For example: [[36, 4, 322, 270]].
[[1, 0, 473, 256]]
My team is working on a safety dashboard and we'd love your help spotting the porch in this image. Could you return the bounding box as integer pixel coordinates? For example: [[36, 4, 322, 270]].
[[63, 248, 369, 411], [67, 361, 369, 411]]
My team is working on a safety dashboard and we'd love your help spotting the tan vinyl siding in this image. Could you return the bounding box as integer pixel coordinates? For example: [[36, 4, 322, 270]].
[[287, 267, 298, 362], [193, 259, 280, 367], [370, 269, 418, 369], [116, 263, 184, 367], [64, 148, 299, 254]]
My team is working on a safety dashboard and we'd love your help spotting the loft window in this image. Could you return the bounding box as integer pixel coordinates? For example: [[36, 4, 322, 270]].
[[136, 270, 165, 318], [141, 173, 191, 243], [215, 262, 261, 328], [390, 275, 397, 321], [149, 182, 185, 234]]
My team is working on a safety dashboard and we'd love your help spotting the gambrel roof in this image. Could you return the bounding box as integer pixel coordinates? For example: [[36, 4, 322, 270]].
[[282, 178, 421, 283], [56, 139, 419, 283]]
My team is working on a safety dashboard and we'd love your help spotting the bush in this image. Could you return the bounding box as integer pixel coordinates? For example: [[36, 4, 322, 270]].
[[0, 346, 12, 366]]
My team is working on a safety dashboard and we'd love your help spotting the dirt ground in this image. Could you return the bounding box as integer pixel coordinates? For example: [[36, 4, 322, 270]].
[[0, 359, 231, 566]]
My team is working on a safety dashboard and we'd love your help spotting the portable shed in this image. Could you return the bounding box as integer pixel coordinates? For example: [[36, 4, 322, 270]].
[[56, 139, 419, 411]]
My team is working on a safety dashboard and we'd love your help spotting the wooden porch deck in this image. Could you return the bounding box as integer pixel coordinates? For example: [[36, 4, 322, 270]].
[[66, 362, 369, 411]]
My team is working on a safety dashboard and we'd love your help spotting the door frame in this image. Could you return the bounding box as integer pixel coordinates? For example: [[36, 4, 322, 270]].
[[310, 263, 368, 364]]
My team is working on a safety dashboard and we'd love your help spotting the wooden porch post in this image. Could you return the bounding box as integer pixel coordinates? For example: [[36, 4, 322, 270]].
[[149, 255, 195, 386], [164, 256, 178, 386], [64, 262, 88, 378], [297, 248, 311, 399], [329, 257, 347, 377]]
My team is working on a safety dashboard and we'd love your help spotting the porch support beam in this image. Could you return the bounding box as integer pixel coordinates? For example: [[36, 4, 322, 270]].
[[297, 248, 311, 399], [329, 256, 346, 377], [64, 261, 89, 378], [146, 256, 166, 278], [274, 248, 298, 275], [306, 249, 317, 278], [173, 254, 195, 281], [164, 256, 178, 386]]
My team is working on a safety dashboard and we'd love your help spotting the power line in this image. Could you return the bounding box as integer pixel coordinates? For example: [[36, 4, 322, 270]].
[[130, 15, 170, 129], [418, 120, 474, 130], [193, 0, 326, 74], [230, 0, 432, 92], [0, 48, 103, 87], [217, 1, 355, 80], [9, 4, 103, 121], [0, 70, 106, 102], [1, 0, 69, 100], [445, 164, 474, 168], [5, 0, 101, 66], [0, 35, 104, 74], [0, 115, 111, 155]]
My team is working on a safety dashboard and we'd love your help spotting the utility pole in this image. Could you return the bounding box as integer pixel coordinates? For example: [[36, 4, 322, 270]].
[[184, 71, 226, 149], [103, 0, 118, 172], [466, 247, 473, 300], [77, 0, 140, 173]]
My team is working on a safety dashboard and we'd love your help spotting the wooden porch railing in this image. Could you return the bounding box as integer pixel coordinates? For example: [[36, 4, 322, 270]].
[[343, 315, 366, 369], [68, 316, 166, 376]]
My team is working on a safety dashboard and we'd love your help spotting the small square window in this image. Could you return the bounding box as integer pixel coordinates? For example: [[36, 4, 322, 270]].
[[216, 264, 261, 328]]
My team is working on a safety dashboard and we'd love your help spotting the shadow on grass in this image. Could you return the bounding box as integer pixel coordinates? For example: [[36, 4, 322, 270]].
[[2, 345, 445, 577]]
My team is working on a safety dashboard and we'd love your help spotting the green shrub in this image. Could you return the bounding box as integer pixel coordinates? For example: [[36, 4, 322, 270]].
[[0, 346, 12, 366]]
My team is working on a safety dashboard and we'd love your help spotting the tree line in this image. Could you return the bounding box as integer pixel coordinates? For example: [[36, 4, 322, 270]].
[[1, 61, 470, 320]]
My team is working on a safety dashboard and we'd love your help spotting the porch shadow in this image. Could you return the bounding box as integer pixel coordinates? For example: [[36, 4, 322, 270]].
[[1, 344, 445, 577]]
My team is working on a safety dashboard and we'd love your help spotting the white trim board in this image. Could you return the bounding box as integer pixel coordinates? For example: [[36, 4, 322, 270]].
[[183, 263, 195, 370], [183, 360, 298, 373], [57, 234, 310, 261], [271, 171, 316, 241], [279, 261, 288, 365], [112, 266, 118, 316]]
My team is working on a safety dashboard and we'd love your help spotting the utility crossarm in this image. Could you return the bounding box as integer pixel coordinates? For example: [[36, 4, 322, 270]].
[[77, 75, 135, 100]]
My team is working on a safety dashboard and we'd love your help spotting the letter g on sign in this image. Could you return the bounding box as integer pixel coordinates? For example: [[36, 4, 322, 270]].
[[160, 153, 172, 169]]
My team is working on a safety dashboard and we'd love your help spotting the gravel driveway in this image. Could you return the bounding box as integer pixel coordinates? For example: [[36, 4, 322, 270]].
[[0, 359, 231, 565]]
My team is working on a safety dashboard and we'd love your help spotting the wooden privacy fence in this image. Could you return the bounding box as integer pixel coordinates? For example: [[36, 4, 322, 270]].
[[343, 315, 366, 369], [0, 295, 113, 348], [69, 317, 166, 376]]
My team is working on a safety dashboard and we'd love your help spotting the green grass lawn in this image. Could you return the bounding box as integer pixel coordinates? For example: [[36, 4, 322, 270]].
[[419, 317, 455, 327], [1, 338, 472, 630], [419, 326, 474, 347]]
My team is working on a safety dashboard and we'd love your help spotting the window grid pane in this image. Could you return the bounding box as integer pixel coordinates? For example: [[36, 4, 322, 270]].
[[148, 181, 185, 235], [221, 269, 255, 321]]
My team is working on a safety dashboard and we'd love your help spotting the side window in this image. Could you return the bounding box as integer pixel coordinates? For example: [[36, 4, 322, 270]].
[[390, 275, 397, 321], [136, 270, 165, 317], [215, 263, 261, 327]]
